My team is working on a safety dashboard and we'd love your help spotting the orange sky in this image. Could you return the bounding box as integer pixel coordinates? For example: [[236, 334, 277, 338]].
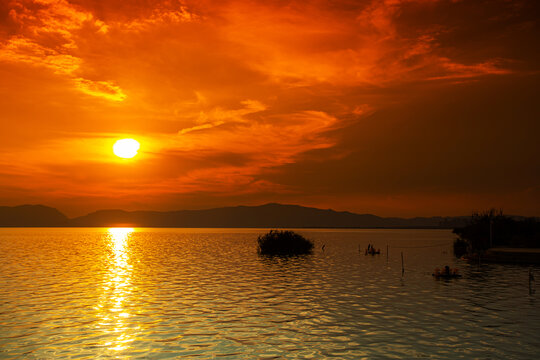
[[0, 0, 539, 217]]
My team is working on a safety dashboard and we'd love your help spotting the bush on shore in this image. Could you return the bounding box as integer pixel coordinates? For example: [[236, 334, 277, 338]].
[[257, 230, 314, 255], [453, 209, 540, 256]]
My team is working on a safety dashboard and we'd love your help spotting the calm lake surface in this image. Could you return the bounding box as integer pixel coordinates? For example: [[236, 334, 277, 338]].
[[0, 228, 538, 359]]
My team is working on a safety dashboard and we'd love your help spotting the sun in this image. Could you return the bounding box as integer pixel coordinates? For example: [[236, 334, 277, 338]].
[[113, 139, 140, 158]]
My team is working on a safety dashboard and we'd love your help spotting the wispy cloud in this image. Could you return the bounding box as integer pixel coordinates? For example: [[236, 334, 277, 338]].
[[2, 0, 119, 100], [217, 0, 513, 86], [74, 78, 126, 101], [429, 58, 513, 80]]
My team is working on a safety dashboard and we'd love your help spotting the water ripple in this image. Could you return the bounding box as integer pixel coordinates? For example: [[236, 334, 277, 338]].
[[0, 228, 539, 359]]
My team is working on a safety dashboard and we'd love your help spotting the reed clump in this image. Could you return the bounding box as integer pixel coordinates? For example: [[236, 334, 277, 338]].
[[257, 230, 314, 255]]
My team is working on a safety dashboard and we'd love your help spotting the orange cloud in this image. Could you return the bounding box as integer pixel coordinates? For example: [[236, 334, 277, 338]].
[[74, 77, 126, 101], [430, 58, 512, 80], [211, 0, 513, 87], [0, 0, 537, 216], [1, 0, 121, 100]]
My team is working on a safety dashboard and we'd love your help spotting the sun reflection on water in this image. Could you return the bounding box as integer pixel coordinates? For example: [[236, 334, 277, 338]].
[[97, 228, 137, 352]]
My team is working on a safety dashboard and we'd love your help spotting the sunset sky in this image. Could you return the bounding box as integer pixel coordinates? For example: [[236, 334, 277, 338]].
[[0, 0, 538, 217]]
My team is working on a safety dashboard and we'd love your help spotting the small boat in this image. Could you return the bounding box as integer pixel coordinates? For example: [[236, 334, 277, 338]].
[[433, 266, 461, 279], [365, 248, 380, 255], [432, 273, 462, 279]]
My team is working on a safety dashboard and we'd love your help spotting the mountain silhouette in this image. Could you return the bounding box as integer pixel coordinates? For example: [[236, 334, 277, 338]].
[[0, 203, 468, 228]]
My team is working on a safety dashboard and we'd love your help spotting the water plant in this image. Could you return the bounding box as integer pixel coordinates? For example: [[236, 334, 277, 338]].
[[257, 230, 314, 255]]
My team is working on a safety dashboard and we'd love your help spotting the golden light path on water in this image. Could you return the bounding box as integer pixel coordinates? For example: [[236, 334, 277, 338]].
[[96, 228, 136, 352]]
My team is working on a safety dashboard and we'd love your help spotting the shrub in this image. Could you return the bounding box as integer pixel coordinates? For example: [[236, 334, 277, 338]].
[[257, 230, 314, 255]]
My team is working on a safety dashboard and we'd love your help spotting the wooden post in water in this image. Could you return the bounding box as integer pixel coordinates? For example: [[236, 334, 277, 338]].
[[530, 268, 535, 295], [386, 244, 389, 262], [401, 251, 404, 276], [490, 219, 493, 248]]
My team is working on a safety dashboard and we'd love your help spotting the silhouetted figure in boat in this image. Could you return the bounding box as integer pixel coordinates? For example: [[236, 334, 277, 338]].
[[444, 265, 451, 275], [433, 265, 461, 278], [365, 244, 380, 255]]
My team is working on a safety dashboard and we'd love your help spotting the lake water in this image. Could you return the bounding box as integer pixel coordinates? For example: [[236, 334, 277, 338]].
[[0, 228, 538, 359]]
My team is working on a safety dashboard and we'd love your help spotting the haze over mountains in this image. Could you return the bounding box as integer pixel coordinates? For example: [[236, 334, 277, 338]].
[[0, 203, 469, 228]]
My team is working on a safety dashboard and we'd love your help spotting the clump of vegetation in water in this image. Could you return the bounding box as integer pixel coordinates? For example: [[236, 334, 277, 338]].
[[453, 209, 540, 256], [257, 230, 314, 255]]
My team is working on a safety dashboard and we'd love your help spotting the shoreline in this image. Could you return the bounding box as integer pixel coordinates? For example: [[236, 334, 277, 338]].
[[467, 248, 540, 264], [0, 226, 453, 230]]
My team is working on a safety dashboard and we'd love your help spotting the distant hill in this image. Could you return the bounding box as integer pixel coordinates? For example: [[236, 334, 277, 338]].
[[0, 205, 69, 227], [0, 202, 468, 228]]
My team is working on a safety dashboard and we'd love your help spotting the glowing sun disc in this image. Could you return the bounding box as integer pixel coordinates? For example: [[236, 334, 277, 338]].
[[113, 139, 140, 158]]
